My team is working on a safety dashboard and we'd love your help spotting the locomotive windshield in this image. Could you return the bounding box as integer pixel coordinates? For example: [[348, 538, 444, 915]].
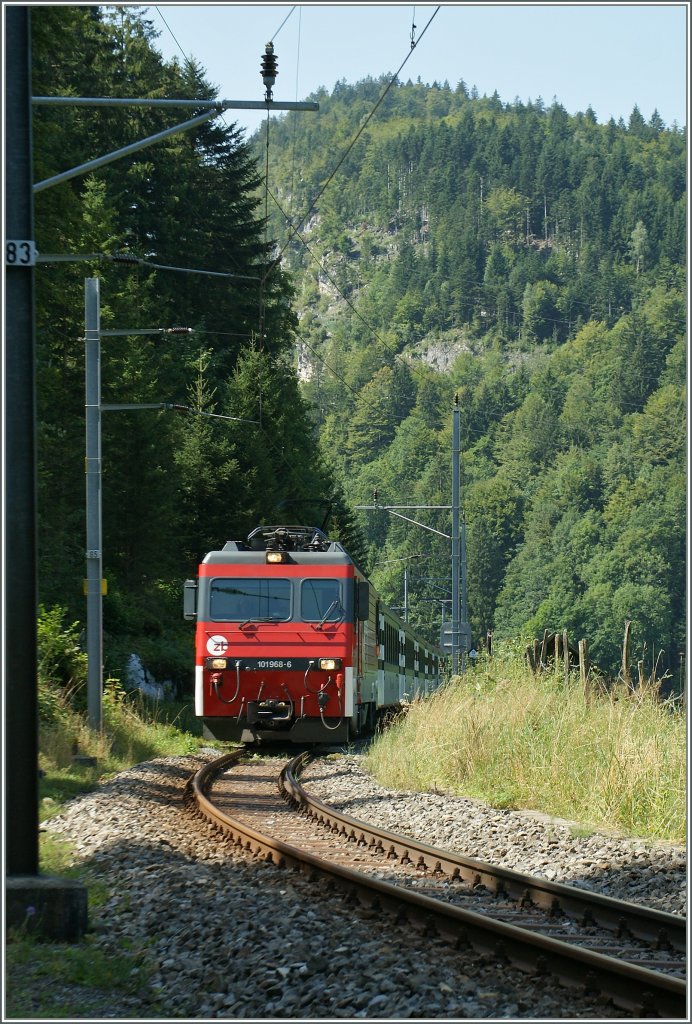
[[209, 578, 291, 621], [208, 577, 345, 624], [300, 578, 343, 622]]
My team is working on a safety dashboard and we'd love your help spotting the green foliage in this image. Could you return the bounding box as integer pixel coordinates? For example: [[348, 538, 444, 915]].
[[31, 16, 685, 681], [259, 78, 685, 674], [21, 647, 210, 1020], [5, 933, 154, 1019], [31, 7, 367, 685], [38, 677, 204, 809], [37, 605, 88, 711]]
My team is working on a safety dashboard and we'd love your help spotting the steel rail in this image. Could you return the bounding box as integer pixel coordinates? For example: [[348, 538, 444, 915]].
[[284, 751, 686, 953], [188, 753, 686, 1019]]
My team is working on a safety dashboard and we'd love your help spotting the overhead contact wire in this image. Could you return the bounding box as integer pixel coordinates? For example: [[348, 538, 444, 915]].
[[262, 5, 441, 287]]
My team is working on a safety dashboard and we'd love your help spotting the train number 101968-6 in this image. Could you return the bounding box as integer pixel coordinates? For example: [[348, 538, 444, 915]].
[[256, 660, 292, 669]]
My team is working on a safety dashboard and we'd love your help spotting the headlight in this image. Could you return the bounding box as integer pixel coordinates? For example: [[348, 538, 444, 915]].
[[206, 657, 229, 670], [319, 658, 342, 671], [266, 550, 288, 563]]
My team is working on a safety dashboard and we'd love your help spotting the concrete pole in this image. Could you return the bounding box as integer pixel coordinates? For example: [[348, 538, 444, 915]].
[[452, 399, 460, 675], [461, 514, 468, 670], [85, 279, 103, 730]]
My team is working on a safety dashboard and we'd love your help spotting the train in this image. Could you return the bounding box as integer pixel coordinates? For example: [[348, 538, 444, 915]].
[[184, 524, 444, 743]]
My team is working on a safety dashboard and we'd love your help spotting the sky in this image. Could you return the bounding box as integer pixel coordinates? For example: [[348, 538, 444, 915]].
[[143, 3, 689, 139]]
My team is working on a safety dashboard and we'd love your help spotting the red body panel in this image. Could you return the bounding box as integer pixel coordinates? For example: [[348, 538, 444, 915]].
[[195, 561, 357, 739], [190, 525, 442, 743]]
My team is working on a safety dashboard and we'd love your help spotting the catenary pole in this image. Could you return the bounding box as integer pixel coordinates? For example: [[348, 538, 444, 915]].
[[461, 515, 468, 671], [33, 98, 319, 194], [5, 4, 39, 877], [452, 397, 461, 675], [4, 42, 317, 910], [84, 306, 256, 729], [84, 279, 103, 730], [354, 401, 466, 670]]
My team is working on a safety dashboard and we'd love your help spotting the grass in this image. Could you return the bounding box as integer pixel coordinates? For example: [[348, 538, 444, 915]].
[[5, 678, 221, 1020], [38, 679, 207, 819], [365, 650, 686, 843], [6, 640, 684, 1017], [5, 931, 155, 1019]]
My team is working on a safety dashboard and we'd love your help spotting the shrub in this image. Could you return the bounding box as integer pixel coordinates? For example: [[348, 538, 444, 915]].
[[37, 604, 87, 710]]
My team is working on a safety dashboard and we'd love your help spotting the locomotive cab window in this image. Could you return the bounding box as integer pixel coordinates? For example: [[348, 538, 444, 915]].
[[300, 579, 343, 622], [209, 578, 291, 621]]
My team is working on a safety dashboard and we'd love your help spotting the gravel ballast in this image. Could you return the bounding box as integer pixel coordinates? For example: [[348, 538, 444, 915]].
[[25, 750, 686, 1019], [300, 753, 687, 916]]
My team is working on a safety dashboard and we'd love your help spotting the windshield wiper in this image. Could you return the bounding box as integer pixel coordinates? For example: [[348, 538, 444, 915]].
[[316, 599, 344, 630], [239, 615, 283, 629]]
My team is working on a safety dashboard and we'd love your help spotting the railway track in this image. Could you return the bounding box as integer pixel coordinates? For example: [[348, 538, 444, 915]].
[[186, 750, 686, 1019]]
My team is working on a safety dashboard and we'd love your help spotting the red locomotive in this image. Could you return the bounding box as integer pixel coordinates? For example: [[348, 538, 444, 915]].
[[184, 524, 443, 743]]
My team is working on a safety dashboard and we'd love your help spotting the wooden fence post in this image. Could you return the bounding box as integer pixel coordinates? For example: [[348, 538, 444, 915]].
[[563, 629, 569, 686], [554, 633, 560, 676], [622, 620, 632, 690], [579, 639, 589, 696], [540, 629, 549, 668]]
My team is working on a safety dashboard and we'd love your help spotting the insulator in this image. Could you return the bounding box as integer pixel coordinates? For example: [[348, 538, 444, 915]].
[[111, 252, 140, 264], [260, 42, 278, 92]]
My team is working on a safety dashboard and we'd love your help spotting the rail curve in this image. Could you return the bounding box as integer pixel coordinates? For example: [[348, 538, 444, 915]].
[[186, 751, 686, 1018]]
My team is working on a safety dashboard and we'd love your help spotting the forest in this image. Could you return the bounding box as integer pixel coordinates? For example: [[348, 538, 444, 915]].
[[30, 7, 686, 686]]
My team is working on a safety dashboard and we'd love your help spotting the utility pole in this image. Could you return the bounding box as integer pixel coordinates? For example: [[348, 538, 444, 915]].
[[461, 515, 468, 664], [84, 279, 103, 730], [356, 400, 469, 673], [83, 281, 188, 730], [451, 394, 470, 673], [5, 7, 88, 938], [452, 396, 461, 674], [5, 39, 317, 934], [84, 281, 260, 730], [5, 3, 38, 878], [32, 95, 319, 194]]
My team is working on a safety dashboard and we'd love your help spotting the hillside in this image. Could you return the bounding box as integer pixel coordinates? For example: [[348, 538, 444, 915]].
[[251, 78, 687, 678], [28, 7, 685, 685]]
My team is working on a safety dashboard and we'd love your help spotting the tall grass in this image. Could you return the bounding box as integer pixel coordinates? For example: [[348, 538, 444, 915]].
[[38, 676, 205, 821], [365, 653, 686, 842]]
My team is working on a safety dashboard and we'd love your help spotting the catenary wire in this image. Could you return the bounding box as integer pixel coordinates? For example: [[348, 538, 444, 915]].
[[134, 11, 652, 336], [153, 6, 188, 62], [105, 12, 678, 499], [270, 6, 296, 42], [262, 5, 441, 284]]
